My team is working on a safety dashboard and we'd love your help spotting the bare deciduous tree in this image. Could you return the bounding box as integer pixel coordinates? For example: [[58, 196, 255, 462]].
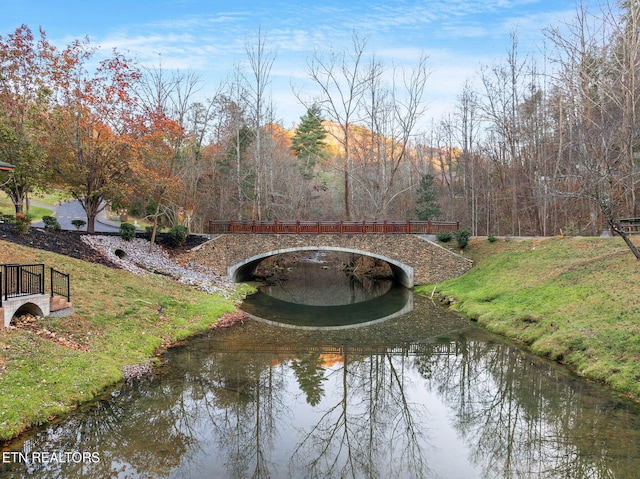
[[546, 2, 640, 258], [306, 33, 368, 220]]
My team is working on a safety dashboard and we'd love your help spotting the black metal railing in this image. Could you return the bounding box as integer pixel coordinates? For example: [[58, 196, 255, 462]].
[[50, 268, 70, 302], [0, 264, 70, 306], [2, 264, 45, 302]]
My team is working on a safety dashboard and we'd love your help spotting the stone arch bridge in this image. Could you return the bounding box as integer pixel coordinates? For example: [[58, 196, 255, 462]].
[[187, 234, 473, 287]]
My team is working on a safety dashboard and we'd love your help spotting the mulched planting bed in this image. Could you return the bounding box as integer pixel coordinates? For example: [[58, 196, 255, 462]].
[[0, 222, 209, 267], [0, 222, 119, 267]]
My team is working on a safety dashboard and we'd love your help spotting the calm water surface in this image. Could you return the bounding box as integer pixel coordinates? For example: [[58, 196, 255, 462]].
[[2, 253, 640, 478]]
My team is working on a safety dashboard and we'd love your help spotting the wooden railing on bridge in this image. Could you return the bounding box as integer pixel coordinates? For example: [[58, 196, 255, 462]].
[[207, 340, 459, 357], [619, 218, 640, 234], [208, 220, 460, 235]]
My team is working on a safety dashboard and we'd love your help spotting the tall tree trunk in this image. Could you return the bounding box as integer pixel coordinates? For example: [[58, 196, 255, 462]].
[[149, 200, 162, 253]]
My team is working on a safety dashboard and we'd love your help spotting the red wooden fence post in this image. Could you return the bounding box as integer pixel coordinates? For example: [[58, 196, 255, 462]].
[[230, 219, 235, 234]]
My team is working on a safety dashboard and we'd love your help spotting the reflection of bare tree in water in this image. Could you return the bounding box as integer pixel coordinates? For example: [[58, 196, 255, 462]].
[[419, 337, 639, 479], [5, 323, 640, 479], [290, 348, 432, 479], [189, 352, 288, 479], [3, 379, 198, 479], [1, 350, 287, 479]]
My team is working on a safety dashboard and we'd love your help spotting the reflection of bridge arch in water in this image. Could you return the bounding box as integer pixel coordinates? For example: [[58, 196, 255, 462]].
[[242, 289, 414, 330], [240, 283, 414, 330]]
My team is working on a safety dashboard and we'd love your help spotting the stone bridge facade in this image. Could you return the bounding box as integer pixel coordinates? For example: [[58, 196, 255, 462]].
[[187, 234, 474, 287]]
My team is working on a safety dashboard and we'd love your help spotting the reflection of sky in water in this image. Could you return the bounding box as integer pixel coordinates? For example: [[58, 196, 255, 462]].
[[183, 362, 478, 479], [3, 299, 640, 478]]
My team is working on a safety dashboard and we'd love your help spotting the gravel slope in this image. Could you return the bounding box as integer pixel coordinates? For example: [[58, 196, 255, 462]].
[[0, 223, 234, 297]]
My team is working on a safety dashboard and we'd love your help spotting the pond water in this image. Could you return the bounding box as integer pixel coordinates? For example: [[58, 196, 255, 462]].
[[2, 253, 640, 478]]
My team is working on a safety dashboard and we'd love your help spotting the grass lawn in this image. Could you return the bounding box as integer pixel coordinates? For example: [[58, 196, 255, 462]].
[[0, 190, 66, 221], [0, 240, 246, 441], [418, 236, 640, 400]]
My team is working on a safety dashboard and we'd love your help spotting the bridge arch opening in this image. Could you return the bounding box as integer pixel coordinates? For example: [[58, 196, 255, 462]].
[[10, 302, 45, 325], [228, 246, 414, 288]]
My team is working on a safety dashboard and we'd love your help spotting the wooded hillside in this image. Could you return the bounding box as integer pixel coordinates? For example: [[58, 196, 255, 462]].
[[2, 2, 640, 252]]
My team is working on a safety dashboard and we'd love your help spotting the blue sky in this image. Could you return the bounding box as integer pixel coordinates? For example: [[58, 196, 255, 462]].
[[1, 0, 597, 128]]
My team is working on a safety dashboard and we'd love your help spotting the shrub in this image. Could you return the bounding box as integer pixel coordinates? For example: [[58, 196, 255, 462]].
[[166, 225, 188, 247], [145, 225, 163, 240], [436, 231, 453, 243], [454, 229, 471, 250], [14, 213, 32, 235], [42, 215, 61, 232], [71, 219, 86, 231], [488, 232, 496, 243], [119, 222, 136, 241]]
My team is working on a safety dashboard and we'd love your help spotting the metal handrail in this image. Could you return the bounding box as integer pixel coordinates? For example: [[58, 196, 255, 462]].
[[2, 264, 44, 300], [50, 268, 70, 302], [0, 264, 70, 303]]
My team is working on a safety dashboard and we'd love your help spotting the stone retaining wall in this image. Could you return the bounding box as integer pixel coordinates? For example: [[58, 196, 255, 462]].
[[185, 234, 473, 286]]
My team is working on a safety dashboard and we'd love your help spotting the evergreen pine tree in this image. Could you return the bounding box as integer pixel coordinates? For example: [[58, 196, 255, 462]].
[[291, 105, 327, 178], [414, 174, 442, 220]]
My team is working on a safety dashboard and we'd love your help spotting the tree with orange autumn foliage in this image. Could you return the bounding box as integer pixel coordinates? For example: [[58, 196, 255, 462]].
[[47, 45, 143, 233], [134, 65, 206, 245], [134, 107, 185, 251]]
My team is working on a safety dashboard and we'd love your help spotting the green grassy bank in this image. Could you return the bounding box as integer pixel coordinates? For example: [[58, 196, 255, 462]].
[[418, 236, 640, 399], [0, 240, 245, 442], [0, 191, 62, 222]]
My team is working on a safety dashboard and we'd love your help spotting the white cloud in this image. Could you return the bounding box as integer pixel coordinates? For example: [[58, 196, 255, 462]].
[[4, 0, 600, 127]]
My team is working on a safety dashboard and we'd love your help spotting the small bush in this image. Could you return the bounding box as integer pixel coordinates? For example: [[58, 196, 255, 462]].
[[454, 229, 471, 250], [42, 215, 61, 232], [145, 225, 163, 240], [14, 213, 32, 235], [71, 219, 86, 231], [488, 233, 496, 243], [166, 225, 188, 247], [119, 222, 136, 241], [2, 213, 16, 223], [436, 231, 453, 243]]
